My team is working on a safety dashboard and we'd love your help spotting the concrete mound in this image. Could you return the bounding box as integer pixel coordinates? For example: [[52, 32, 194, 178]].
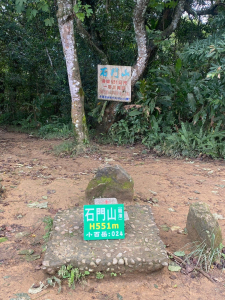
[[42, 205, 168, 275]]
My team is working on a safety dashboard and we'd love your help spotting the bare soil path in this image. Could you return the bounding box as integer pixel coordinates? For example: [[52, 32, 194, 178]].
[[1, 129, 225, 300]]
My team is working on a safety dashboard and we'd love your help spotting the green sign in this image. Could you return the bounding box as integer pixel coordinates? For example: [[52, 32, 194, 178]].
[[83, 204, 125, 240]]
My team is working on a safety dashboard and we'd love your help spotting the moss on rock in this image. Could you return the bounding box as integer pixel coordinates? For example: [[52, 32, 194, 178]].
[[85, 165, 134, 203], [186, 202, 222, 249]]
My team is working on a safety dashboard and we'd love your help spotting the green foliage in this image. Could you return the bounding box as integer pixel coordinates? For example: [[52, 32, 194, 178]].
[[0, 0, 71, 128], [46, 276, 62, 293], [53, 141, 78, 156], [43, 216, 53, 242], [58, 265, 89, 290], [108, 11, 225, 159], [38, 117, 73, 139], [73, 0, 93, 21], [180, 236, 224, 273], [96, 272, 104, 279]]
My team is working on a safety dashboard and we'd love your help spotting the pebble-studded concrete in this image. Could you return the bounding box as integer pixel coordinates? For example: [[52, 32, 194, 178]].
[[42, 205, 168, 275]]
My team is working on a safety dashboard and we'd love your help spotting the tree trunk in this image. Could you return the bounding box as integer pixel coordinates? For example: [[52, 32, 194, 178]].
[[57, 0, 88, 145]]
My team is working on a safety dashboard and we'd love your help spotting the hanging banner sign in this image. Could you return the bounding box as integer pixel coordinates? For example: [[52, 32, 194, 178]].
[[98, 65, 131, 102], [83, 204, 125, 240]]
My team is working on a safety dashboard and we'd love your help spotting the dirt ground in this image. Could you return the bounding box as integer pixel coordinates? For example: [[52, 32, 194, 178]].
[[1, 129, 225, 300]]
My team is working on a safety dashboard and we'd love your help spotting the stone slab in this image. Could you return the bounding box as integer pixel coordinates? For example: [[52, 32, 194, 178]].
[[42, 205, 168, 275]]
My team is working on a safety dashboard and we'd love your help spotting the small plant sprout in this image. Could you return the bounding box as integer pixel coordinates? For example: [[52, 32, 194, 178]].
[[96, 272, 104, 279], [43, 216, 53, 242], [58, 265, 90, 290]]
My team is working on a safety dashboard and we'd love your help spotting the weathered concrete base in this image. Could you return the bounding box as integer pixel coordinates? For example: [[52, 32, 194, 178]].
[[42, 205, 168, 275]]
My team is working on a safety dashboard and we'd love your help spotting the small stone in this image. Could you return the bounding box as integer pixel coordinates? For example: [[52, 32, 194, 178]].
[[145, 238, 149, 242], [106, 253, 111, 258], [74, 226, 79, 230], [66, 258, 71, 262], [42, 261, 50, 267], [89, 269, 94, 272], [124, 257, 128, 265], [107, 262, 111, 266], [90, 262, 97, 267], [116, 253, 122, 258], [55, 227, 60, 231], [113, 258, 118, 265], [130, 259, 135, 265], [96, 259, 101, 265], [137, 257, 142, 262], [47, 268, 55, 275], [118, 259, 124, 265], [145, 248, 150, 252]]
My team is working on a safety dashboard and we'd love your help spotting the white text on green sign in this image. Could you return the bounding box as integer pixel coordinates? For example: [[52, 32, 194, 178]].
[[83, 204, 125, 240]]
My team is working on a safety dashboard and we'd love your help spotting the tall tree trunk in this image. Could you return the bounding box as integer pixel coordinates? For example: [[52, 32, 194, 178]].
[[57, 0, 88, 145]]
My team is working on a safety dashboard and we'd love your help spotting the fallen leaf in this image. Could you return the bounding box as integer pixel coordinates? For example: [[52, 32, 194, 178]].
[[27, 202, 48, 209], [194, 190, 200, 194], [0, 237, 7, 243], [215, 184, 225, 188], [173, 251, 185, 257], [117, 293, 123, 300], [168, 208, 175, 212], [213, 213, 225, 220], [149, 190, 157, 195], [168, 265, 181, 272], [161, 224, 170, 232], [25, 254, 40, 262], [10, 293, 31, 300], [214, 277, 224, 283], [28, 282, 46, 294], [18, 249, 34, 255], [170, 226, 181, 232]]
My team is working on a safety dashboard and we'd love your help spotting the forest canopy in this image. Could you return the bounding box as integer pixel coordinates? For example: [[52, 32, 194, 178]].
[[1, 0, 225, 158]]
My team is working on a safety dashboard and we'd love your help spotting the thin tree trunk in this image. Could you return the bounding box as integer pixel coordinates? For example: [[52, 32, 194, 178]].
[[57, 0, 88, 145]]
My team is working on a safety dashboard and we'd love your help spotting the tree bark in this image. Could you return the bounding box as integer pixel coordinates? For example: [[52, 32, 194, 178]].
[[57, 0, 88, 145], [131, 0, 149, 87]]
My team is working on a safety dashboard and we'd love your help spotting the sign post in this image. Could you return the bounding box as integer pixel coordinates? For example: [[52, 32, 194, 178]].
[[83, 204, 125, 240], [98, 65, 131, 102]]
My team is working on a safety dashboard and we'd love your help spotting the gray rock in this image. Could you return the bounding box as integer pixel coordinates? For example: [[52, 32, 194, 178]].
[[85, 165, 134, 202], [186, 202, 222, 249]]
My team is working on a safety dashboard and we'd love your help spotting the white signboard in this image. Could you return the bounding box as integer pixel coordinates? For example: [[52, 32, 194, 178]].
[[98, 65, 131, 102]]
